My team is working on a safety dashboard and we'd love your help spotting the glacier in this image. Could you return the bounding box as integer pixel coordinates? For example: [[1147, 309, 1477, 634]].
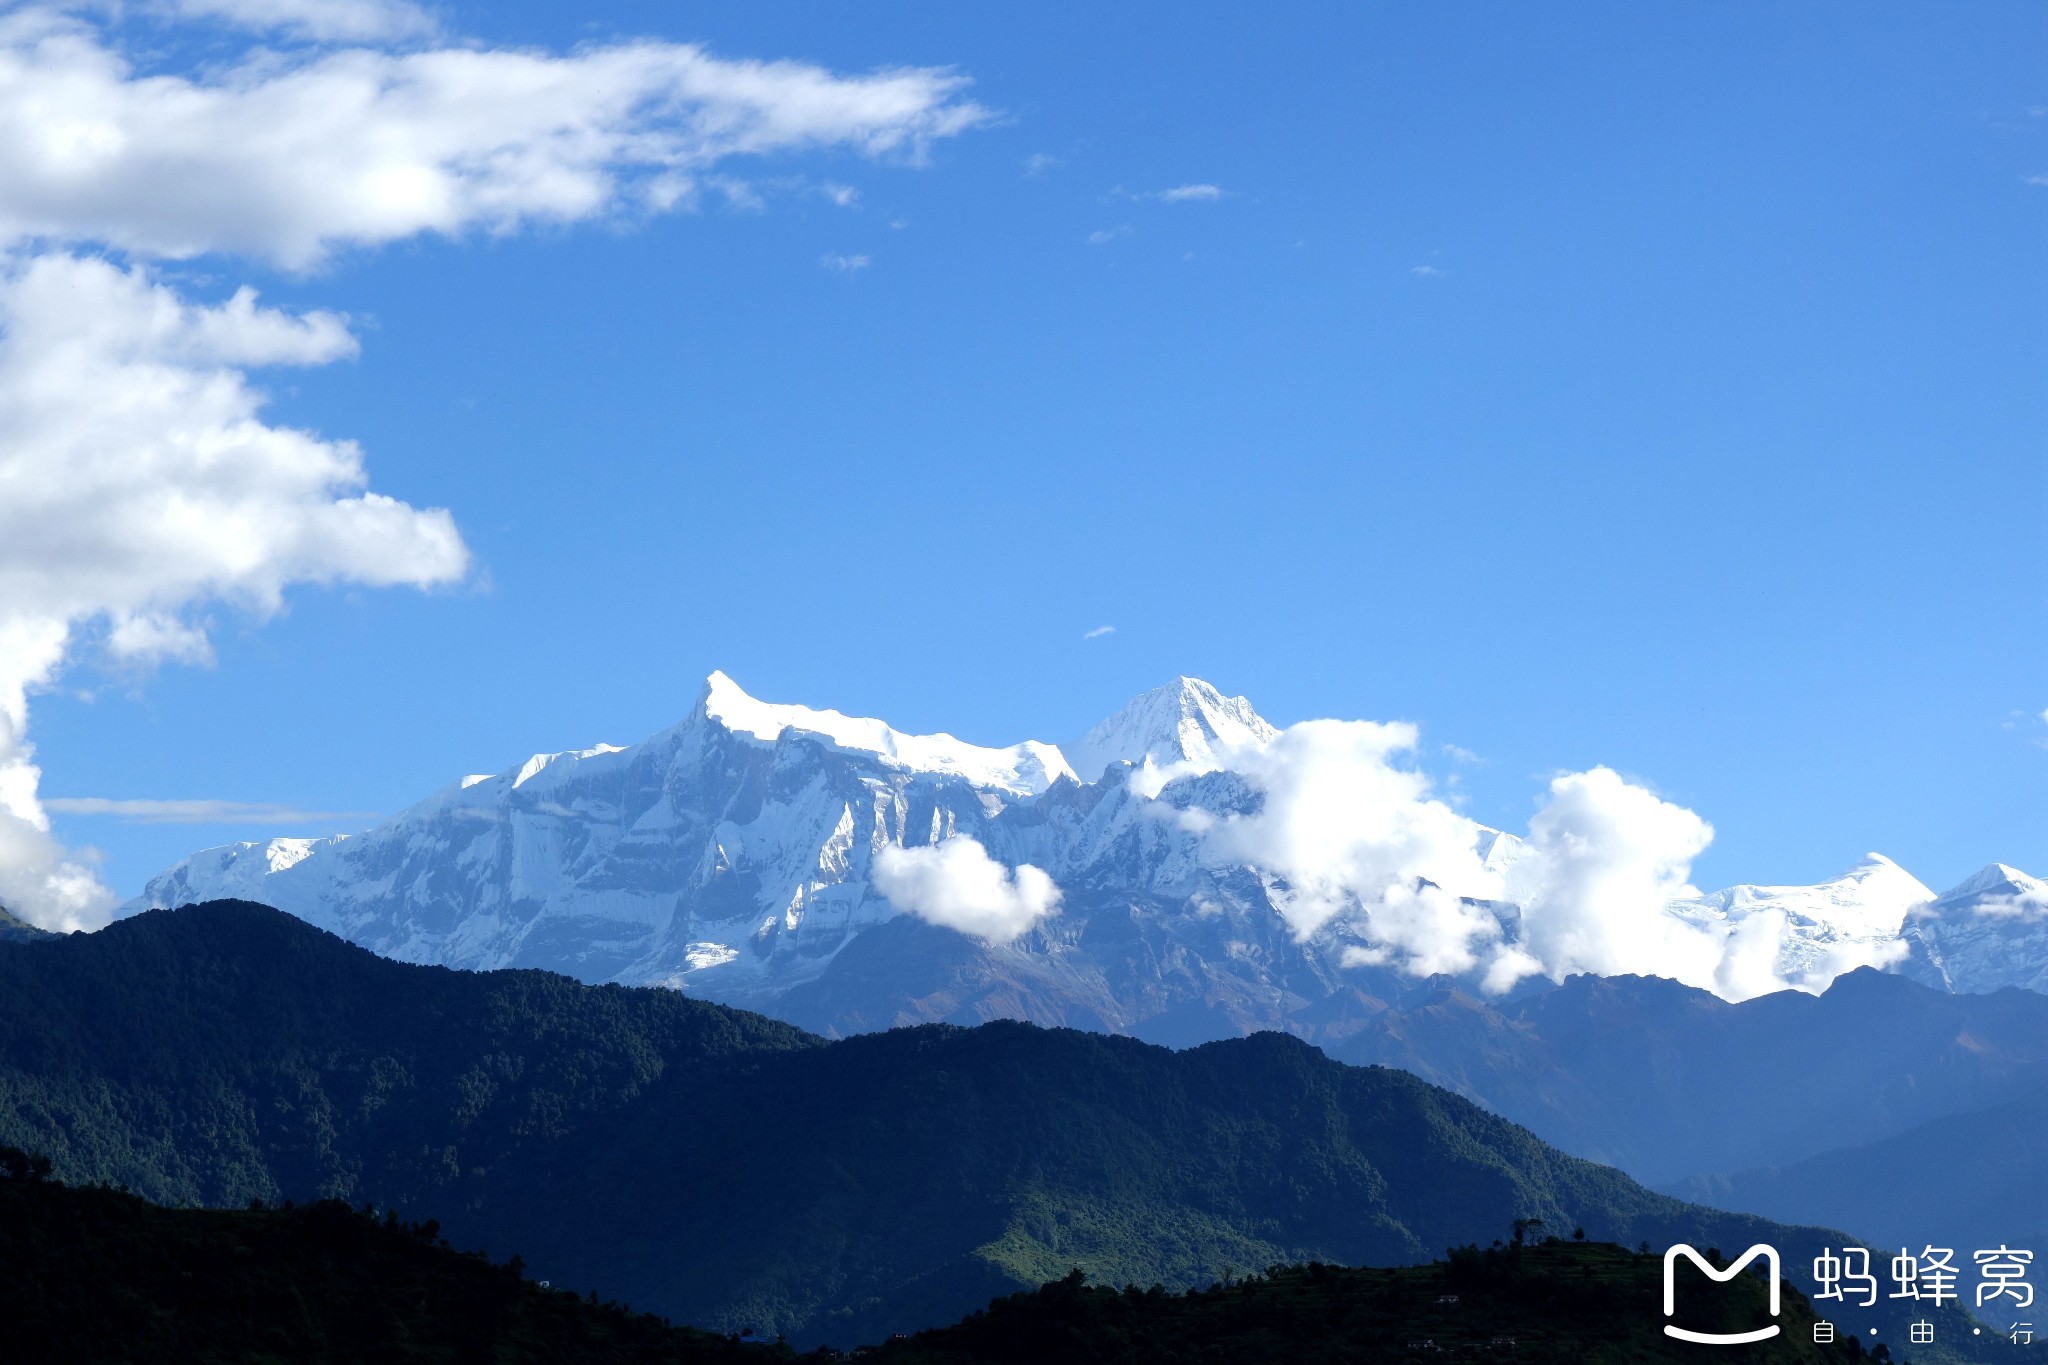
[[126, 673, 2046, 1039]]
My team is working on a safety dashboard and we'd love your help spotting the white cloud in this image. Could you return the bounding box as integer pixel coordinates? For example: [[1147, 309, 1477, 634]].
[[0, 8, 990, 268], [1188, 720, 1508, 977], [0, 252, 468, 929], [159, 0, 437, 42], [1081, 625, 1115, 640], [1497, 767, 1730, 994], [821, 182, 861, 208], [1087, 225, 1131, 245], [1023, 152, 1060, 176], [819, 252, 870, 272], [0, 253, 465, 643], [41, 797, 378, 824], [1971, 887, 2048, 919], [872, 835, 1061, 945], [1149, 717, 1836, 1002], [1411, 265, 1443, 278], [0, 9, 994, 929]]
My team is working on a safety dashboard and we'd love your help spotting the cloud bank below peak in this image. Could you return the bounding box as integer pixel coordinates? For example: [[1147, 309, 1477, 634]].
[[703, 672, 1926, 1004], [1061, 677, 1919, 1003]]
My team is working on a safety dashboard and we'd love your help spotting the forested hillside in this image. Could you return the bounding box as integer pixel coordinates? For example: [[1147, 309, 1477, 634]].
[[0, 1151, 794, 1364], [867, 1240, 1950, 1365], [0, 902, 1947, 1347], [0, 900, 816, 1209]]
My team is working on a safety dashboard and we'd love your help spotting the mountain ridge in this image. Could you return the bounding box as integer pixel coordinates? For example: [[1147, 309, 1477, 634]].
[[0, 899, 1934, 1346], [126, 674, 2046, 1041], [1663, 1084, 2048, 1258], [1326, 965, 2048, 1185]]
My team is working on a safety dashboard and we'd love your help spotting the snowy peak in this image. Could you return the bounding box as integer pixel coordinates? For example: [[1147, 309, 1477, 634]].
[[1901, 862, 2048, 996], [1472, 827, 1526, 873], [1665, 853, 1935, 989], [1930, 863, 2048, 915], [1673, 853, 1935, 936], [697, 671, 1075, 796], [512, 744, 625, 789], [1070, 677, 1279, 781]]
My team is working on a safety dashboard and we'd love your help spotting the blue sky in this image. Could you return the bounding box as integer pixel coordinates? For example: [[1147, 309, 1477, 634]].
[[14, 0, 2046, 903]]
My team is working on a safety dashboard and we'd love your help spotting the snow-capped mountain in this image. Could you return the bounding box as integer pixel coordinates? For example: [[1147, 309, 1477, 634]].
[[135, 671, 1084, 991], [1900, 863, 2048, 995], [127, 674, 1471, 1037], [1666, 854, 1931, 989], [1068, 676, 1279, 781], [128, 673, 2045, 1039]]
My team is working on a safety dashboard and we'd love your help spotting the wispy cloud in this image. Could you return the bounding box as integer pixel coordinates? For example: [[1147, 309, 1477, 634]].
[[43, 798, 377, 826], [1110, 183, 1226, 204], [163, 0, 438, 43], [0, 17, 992, 268], [1411, 264, 1444, 278], [820, 253, 871, 272], [1082, 625, 1115, 640], [1024, 152, 1061, 176], [821, 182, 861, 208], [710, 177, 767, 212], [1087, 225, 1131, 246]]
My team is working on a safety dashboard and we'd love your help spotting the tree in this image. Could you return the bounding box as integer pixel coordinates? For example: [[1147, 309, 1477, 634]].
[[0, 1146, 52, 1183]]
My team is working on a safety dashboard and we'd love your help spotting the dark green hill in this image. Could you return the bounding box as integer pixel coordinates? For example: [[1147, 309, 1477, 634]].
[[870, 1241, 1894, 1365], [0, 1156, 790, 1364], [471, 1018, 1990, 1352], [0, 903, 1993, 1353], [0, 900, 815, 1208], [0, 1157, 1959, 1365]]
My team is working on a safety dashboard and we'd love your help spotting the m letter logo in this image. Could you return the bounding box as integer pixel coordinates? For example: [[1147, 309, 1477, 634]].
[[1663, 1244, 1783, 1345]]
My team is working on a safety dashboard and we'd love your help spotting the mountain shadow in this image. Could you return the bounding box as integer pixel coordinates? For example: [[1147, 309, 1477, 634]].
[[1668, 1084, 2048, 1257], [1327, 968, 2048, 1185]]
